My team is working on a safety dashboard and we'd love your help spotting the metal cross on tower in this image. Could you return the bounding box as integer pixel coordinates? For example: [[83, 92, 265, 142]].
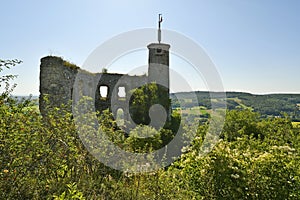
[[158, 14, 163, 43]]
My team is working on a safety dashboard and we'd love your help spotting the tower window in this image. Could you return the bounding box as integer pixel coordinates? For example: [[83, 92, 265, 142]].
[[156, 48, 162, 54]]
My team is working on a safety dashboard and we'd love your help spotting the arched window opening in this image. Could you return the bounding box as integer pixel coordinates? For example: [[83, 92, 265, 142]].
[[99, 85, 109, 100], [118, 86, 126, 99], [116, 108, 125, 126]]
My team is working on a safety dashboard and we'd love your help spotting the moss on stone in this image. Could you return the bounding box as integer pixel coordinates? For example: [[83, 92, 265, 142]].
[[63, 60, 80, 70], [42, 56, 79, 70]]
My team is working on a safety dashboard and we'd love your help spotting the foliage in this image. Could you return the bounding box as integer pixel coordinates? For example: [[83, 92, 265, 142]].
[[129, 83, 170, 126], [169, 109, 300, 199], [221, 109, 261, 141], [0, 59, 22, 98], [0, 60, 299, 199], [63, 60, 79, 70], [102, 68, 108, 73]]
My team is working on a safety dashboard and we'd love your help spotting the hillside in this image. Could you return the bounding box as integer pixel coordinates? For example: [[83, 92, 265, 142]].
[[171, 91, 300, 121]]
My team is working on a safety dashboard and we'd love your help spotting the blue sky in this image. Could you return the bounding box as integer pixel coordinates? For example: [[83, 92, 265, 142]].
[[1, 0, 300, 95]]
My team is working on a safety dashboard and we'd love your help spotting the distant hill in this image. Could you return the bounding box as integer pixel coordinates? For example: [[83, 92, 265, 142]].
[[171, 91, 300, 121], [13, 96, 39, 106], [13, 95, 39, 100]]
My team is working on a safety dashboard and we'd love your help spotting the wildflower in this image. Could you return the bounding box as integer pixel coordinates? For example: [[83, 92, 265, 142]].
[[231, 174, 240, 179]]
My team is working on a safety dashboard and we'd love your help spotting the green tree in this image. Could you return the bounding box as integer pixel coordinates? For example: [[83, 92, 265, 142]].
[[129, 83, 170, 125], [221, 110, 261, 141], [0, 59, 22, 98]]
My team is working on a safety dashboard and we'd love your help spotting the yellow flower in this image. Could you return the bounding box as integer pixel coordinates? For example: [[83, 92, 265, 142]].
[[3, 169, 9, 173]]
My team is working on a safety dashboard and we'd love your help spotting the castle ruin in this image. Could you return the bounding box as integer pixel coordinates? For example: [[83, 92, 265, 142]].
[[39, 16, 171, 125]]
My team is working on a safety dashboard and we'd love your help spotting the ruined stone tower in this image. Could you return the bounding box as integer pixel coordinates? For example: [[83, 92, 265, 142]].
[[39, 56, 79, 114]]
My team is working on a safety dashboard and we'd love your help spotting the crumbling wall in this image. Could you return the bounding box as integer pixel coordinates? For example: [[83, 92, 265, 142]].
[[39, 56, 79, 115], [96, 73, 147, 117], [39, 56, 148, 119], [39, 53, 170, 124]]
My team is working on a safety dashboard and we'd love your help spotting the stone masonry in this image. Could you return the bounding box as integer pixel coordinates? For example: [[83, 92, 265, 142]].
[[39, 42, 171, 124]]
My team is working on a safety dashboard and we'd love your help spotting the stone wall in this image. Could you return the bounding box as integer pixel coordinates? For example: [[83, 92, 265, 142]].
[[39, 56, 79, 115], [39, 41, 171, 123], [39, 56, 149, 120]]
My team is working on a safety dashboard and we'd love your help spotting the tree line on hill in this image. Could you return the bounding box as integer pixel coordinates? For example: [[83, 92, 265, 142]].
[[171, 91, 300, 121]]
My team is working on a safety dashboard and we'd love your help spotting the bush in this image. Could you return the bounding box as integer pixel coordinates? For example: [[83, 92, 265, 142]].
[[0, 60, 299, 199]]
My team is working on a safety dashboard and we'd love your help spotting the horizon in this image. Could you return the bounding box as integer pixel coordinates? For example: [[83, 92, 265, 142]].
[[1, 0, 300, 95], [12, 90, 300, 97]]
